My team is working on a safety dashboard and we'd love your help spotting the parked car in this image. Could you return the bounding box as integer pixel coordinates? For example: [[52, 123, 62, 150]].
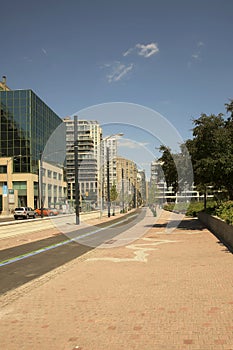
[[14, 207, 36, 220], [34, 208, 59, 216]]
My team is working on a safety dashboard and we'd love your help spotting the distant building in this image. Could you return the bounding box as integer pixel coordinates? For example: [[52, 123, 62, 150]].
[[63, 117, 102, 208], [115, 156, 138, 209], [102, 136, 118, 200], [149, 159, 202, 204], [40, 161, 67, 208], [150, 160, 164, 184], [137, 169, 147, 204]]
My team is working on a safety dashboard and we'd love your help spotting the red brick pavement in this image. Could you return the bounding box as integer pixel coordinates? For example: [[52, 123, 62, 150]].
[[0, 209, 233, 350]]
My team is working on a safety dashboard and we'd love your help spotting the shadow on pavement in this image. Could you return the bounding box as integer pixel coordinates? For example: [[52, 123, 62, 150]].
[[145, 218, 206, 231], [216, 240, 233, 254]]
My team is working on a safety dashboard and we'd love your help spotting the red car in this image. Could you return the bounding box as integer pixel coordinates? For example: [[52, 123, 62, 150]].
[[35, 208, 59, 216]]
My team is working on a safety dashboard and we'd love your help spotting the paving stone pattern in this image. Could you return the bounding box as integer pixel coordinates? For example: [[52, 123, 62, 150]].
[[0, 210, 232, 350]]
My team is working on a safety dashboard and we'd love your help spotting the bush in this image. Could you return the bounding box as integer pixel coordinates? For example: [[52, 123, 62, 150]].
[[163, 199, 233, 225], [163, 200, 217, 217], [215, 201, 233, 225], [163, 203, 175, 212]]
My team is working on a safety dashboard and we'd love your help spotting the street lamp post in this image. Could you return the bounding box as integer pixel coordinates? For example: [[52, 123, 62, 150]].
[[6, 158, 11, 215], [122, 168, 125, 213], [39, 151, 44, 218], [106, 146, 111, 218], [74, 115, 80, 225]]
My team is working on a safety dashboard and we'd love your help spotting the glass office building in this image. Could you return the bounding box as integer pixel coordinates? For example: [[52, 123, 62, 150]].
[[0, 89, 63, 173], [0, 89, 65, 209]]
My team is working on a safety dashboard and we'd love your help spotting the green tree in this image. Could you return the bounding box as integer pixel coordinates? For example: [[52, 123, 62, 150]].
[[110, 182, 118, 215], [223, 100, 233, 198], [186, 113, 232, 205], [158, 144, 193, 198], [110, 182, 118, 202], [158, 145, 178, 193]]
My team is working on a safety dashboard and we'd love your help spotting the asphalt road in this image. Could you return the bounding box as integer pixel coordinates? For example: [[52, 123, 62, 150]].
[[0, 208, 146, 295]]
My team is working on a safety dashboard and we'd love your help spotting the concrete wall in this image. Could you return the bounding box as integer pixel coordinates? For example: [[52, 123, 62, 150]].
[[198, 212, 233, 250]]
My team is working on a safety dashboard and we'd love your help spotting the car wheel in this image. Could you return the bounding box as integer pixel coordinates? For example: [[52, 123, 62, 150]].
[[33, 215, 35, 219], [26, 214, 29, 219], [49, 212, 54, 216], [14, 216, 18, 220]]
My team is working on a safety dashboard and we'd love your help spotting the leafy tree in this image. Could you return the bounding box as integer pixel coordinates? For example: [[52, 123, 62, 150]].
[[225, 99, 233, 117], [110, 182, 118, 215], [158, 144, 193, 200], [223, 100, 233, 198], [110, 182, 118, 202], [186, 112, 233, 204], [158, 145, 178, 193], [157, 101, 233, 205]]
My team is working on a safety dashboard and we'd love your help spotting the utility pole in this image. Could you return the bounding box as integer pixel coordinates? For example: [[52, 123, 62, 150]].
[[39, 151, 44, 218], [74, 115, 80, 225], [107, 146, 111, 218], [122, 168, 125, 213]]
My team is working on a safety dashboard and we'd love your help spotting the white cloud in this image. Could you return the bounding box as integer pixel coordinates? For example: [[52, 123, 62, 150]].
[[123, 42, 159, 58], [189, 41, 205, 65], [103, 41, 159, 83], [106, 61, 134, 83], [42, 48, 47, 55], [135, 43, 159, 57], [123, 48, 133, 57], [192, 53, 200, 60], [23, 56, 33, 63], [118, 140, 149, 149]]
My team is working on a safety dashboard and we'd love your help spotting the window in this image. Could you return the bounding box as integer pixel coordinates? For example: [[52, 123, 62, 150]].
[[48, 170, 52, 178], [13, 181, 27, 190], [0, 165, 7, 173], [59, 186, 62, 196], [48, 184, 52, 195]]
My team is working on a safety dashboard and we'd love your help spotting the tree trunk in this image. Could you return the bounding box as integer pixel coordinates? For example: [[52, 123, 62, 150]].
[[204, 188, 207, 210], [227, 188, 233, 201]]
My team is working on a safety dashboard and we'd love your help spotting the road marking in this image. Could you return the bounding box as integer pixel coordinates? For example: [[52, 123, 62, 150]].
[[0, 214, 138, 267], [87, 237, 179, 263]]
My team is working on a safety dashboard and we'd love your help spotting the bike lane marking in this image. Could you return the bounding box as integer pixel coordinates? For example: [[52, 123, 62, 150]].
[[0, 214, 138, 267]]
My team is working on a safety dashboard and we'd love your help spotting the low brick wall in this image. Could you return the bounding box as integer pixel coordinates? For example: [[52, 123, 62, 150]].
[[198, 212, 233, 250]]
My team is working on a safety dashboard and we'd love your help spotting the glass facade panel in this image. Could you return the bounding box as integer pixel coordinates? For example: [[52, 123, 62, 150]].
[[0, 89, 63, 175]]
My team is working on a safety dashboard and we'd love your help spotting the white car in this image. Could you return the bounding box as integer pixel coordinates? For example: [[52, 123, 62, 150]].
[[14, 207, 36, 220]]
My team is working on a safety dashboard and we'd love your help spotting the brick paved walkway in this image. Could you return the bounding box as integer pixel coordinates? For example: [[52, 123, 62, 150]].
[[0, 209, 232, 350]]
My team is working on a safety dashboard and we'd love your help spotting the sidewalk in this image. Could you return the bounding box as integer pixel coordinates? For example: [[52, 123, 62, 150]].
[[0, 209, 232, 350]]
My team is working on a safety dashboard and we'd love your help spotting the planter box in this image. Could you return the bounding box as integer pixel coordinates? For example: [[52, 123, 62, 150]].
[[198, 211, 233, 250]]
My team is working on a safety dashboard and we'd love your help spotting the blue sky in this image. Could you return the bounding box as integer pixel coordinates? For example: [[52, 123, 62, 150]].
[[1, 0, 233, 177]]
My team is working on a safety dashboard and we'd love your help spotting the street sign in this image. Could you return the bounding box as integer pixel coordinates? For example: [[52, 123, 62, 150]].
[[9, 189, 14, 204], [2, 185, 7, 197]]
